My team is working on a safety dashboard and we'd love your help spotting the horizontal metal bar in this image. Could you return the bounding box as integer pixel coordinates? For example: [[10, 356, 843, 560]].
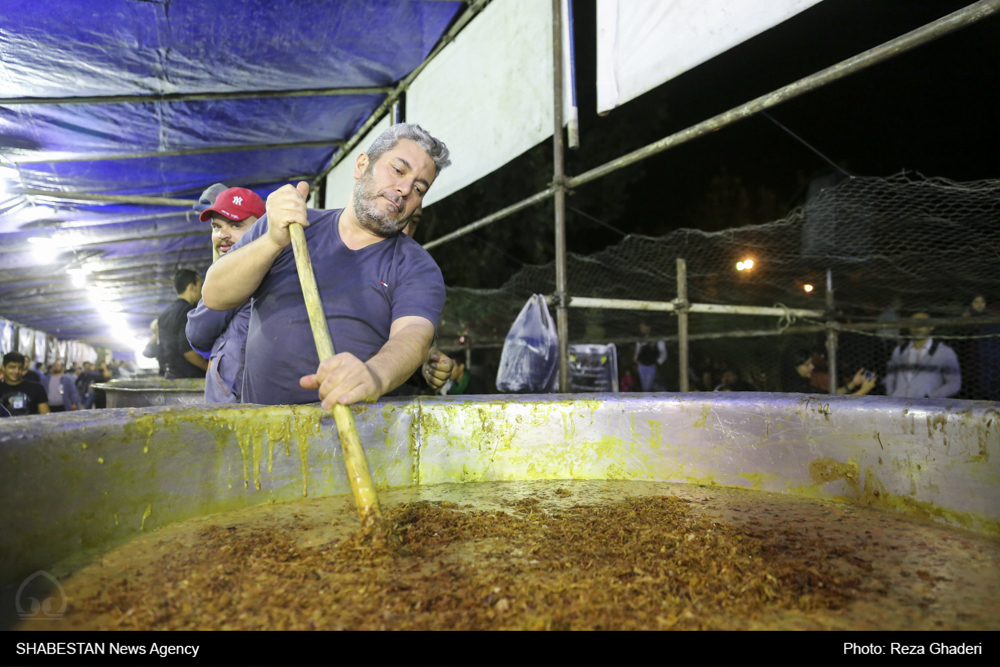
[[420, 0, 999, 249], [15, 139, 345, 165], [0, 230, 207, 255], [568, 0, 999, 189], [689, 303, 825, 318], [0, 86, 392, 107], [19, 169, 315, 206], [423, 186, 557, 250], [568, 296, 675, 312], [567, 296, 824, 318], [1, 283, 170, 307], [22, 190, 199, 207]]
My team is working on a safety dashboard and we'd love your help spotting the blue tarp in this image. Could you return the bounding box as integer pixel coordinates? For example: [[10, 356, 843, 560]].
[[0, 0, 464, 347]]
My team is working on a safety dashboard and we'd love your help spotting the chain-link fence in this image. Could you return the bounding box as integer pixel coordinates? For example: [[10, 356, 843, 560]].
[[438, 173, 1000, 400]]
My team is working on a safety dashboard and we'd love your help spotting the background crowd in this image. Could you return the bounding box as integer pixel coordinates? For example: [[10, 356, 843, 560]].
[[620, 295, 999, 402], [0, 353, 136, 417]]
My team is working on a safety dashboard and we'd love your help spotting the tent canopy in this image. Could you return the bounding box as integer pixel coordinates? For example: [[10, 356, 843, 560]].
[[0, 0, 463, 347]]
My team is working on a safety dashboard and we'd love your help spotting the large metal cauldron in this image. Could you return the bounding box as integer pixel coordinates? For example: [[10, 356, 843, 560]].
[[92, 378, 205, 408], [1, 392, 997, 626]]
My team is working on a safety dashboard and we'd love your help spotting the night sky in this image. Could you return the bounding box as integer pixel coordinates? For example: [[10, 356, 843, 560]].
[[422, 0, 999, 289]]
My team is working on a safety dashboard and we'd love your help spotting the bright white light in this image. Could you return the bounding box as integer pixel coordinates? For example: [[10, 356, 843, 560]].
[[0, 166, 19, 196], [30, 244, 56, 264], [803, 284, 814, 293], [743, 259, 754, 269], [26, 237, 48, 244], [70, 273, 86, 288], [113, 327, 137, 343], [736, 262, 745, 271]]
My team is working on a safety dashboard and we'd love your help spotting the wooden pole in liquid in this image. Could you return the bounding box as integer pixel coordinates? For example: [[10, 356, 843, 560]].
[[289, 222, 383, 529]]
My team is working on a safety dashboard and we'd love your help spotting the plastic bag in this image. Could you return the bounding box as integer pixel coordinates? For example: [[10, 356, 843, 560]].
[[496, 294, 559, 393]]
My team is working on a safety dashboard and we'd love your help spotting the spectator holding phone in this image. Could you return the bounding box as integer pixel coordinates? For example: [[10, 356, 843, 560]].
[[786, 350, 877, 395]]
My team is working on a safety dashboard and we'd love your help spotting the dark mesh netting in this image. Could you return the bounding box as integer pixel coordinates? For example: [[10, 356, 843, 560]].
[[439, 173, 1000, 400]]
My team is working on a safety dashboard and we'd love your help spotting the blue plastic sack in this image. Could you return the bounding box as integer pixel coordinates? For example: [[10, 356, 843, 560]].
[[496, 295, 559, 393]]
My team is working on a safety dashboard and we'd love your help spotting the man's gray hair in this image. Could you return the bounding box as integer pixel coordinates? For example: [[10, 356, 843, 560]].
[[365, 123, 451, 177]]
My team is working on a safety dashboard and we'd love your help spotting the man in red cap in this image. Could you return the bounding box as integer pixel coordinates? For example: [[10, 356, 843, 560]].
[[199, 187, 266, 257], [185, 187, 265, 402]]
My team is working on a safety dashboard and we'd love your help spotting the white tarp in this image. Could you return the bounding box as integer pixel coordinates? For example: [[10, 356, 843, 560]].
[[0, 319, 13, 355], [324, 0, 575, 210], [33, 331, 46, 363], [17, 327, 33, 356], [597, 0, 823, 113]]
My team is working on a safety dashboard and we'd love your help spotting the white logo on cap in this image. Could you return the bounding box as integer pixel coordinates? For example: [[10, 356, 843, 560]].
[[232, 196, 244, 205]]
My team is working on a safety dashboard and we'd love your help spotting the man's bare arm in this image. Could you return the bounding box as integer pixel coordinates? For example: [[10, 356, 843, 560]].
[[367, 317, 436, 396], [300, 316, 435, 408], [183, 350, 209, 372], [202, 235, 284, 310], [202, 182, 311, 311]]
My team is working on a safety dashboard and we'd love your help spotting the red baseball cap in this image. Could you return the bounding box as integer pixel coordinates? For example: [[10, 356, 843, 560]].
[[198, 187, 265, 223]]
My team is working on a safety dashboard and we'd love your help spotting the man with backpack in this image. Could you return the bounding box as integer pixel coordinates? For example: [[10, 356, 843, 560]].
[[885, 313, 961, 398]]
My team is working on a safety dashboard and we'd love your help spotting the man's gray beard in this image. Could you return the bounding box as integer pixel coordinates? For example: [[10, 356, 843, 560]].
[[351, 168, 408, 238]]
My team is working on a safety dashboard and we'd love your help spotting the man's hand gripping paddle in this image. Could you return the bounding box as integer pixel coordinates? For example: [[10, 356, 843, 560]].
[[286, 182, 385, 535]]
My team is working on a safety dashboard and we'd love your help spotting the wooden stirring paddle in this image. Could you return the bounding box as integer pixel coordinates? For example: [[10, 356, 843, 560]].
[[288, 221, 383, 531]]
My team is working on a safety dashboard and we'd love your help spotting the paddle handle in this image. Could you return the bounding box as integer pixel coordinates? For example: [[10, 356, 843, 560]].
[[289, 222, 382, 527]]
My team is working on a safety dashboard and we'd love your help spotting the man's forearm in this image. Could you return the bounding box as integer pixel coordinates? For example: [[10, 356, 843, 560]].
[[366, 322, 434, 396], [203, 236, 283, 310], [183, 350, 209, 371]]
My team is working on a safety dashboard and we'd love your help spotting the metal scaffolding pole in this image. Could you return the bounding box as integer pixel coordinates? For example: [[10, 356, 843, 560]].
[[825, 269, 838, 395], [566, 296, 824, 318], [421, 0, 1000, 250], [0, 86, 393, 106], [15, 139, 346, 165], [676, 258, 689, 392], [552, 0, 569, 392], [20, 190, 199, 207]]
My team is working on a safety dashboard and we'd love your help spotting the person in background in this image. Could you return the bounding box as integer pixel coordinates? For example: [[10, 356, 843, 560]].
[[186, 186, 263, 403], [76, 361, 95, 408], [158, 269, 208, 379], [786, 350, 877, 395], [634, 321, 667, 392], [619, 366, 638, 393], [885, 313, 961, 398], [116, 359, 135, 379], [402, 205, 423, 239], [45, 360, 81, 412], [1, 351, 49, 416], [396, 204, 452, 394], [141, 319, 166, 376], [196, 183, 230, 218], [713, 368, 755, 392], [436, 358, 486, 396], [960, 294, 1000, 400], [92, 361, 113, 409], [23, 359, 45, 385]]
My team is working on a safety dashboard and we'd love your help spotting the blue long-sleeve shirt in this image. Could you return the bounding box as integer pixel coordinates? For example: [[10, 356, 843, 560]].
[[186, 300, 250, 403], [885, 339, 962, 399]]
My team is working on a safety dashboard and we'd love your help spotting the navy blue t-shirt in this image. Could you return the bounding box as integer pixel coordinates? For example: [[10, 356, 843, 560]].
[[230, 208, 445, 405]]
